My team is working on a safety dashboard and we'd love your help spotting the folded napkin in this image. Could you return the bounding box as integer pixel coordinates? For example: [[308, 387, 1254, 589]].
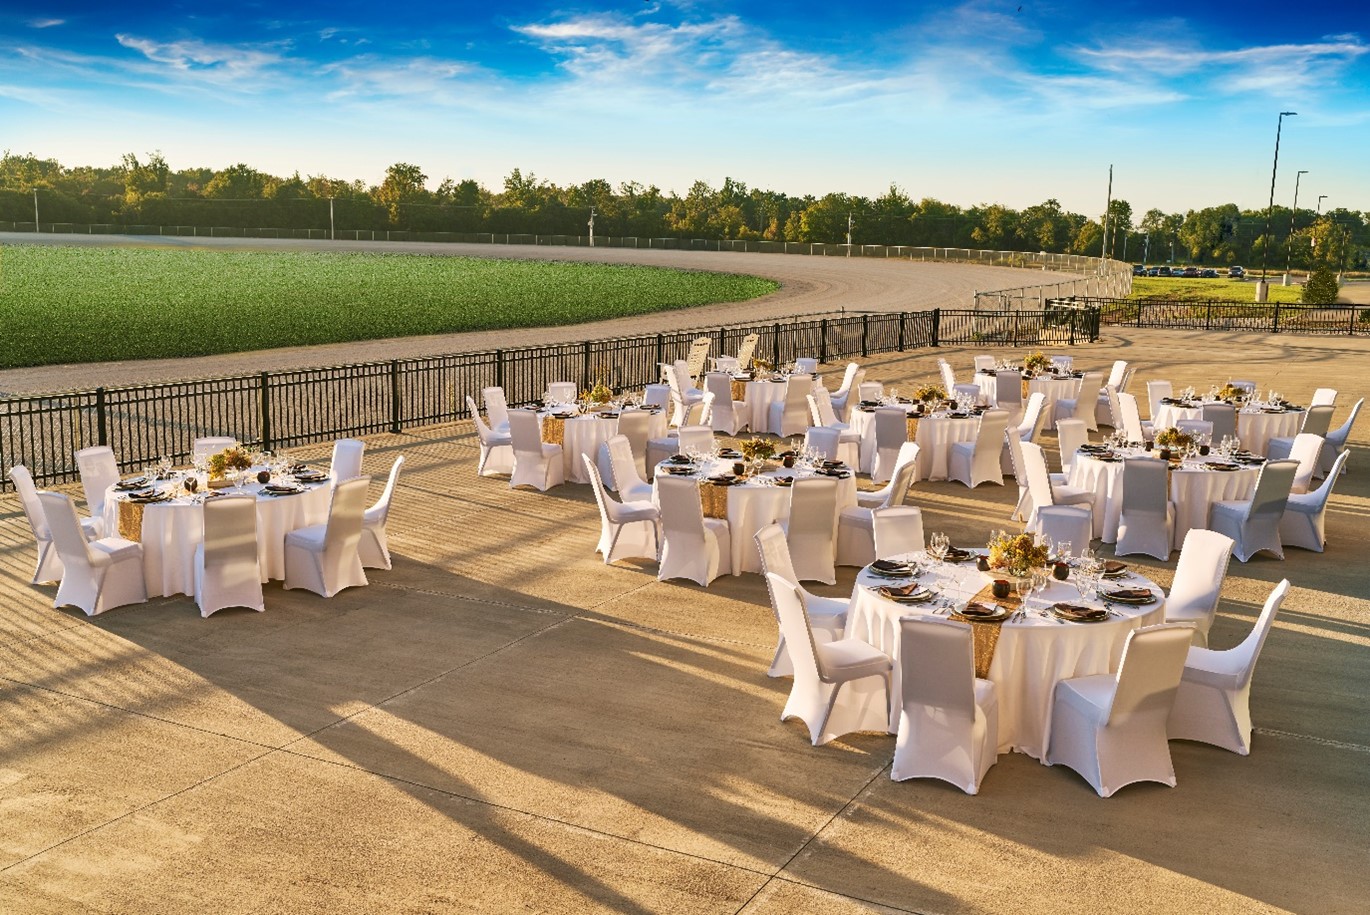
[[959, 602, 1001, 619], [816, 468, 851, 478], [871, 559, 913, 574], [115, 477, 148, 490], [1205, 462, 1239, 471], [706, 475, 736, 485], [943, 547, 974, 561], [666, 455, 692, 464], [1053, 603, 1108, 622], [1104, 588, 1153, 601], [878, 582, 922, 597], [1102, 561, 1127, 574]]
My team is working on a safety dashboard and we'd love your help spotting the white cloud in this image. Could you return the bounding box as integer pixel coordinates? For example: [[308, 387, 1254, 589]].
[[28, 18, 64, 28], [114, 34, 288, 87], [1075, 36, 1369, 94], [320, 55, 477, 102]]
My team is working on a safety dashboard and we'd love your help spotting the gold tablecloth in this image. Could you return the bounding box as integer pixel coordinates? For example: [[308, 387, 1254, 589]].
[[952, 582, 1024, 678]]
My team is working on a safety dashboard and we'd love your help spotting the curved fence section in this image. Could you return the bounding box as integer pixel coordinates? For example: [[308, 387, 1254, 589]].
[[1061, 296, 1370, 337]]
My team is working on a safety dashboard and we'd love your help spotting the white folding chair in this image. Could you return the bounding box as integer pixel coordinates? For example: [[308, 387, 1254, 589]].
[[1115, 457, 1175, 560], [192, 437, 239, 460], [359, 455, 405, 570], [330, 439, 366, 483], [779, 477, 839, 584], [756, 524, 848, 678], [858, 442, 920, 508], [508, 410, 565, 491], [891, 616, 999, 794], [1021, 441, 1093, 535], [606, 434, 653, 502], [1279, 450, 1349, 552], [870, 407, 910, 484], [1207, 459, 1298, 562], [1054, 371, 1104, 433], [1165, 529, 1235, 647], [947, 409, 1009, 488], [283, 476, 370, 598], [37, 491, 146, 616], [194, 493, 264, 617], [10, 464, 98, 584], [483, 386, 511, 434], [584, 456, 659, 566], [1046, 623, 1194, 797], [657, 475, 731, 585], [545, 381, 577, 403], [838, 458, 918, 568], [467, 396, 513, 477], [704, 372, 748, 435], [75, 445, 120, 524], [871, 505, 925, 561], [768, 374, 813, 438], [766, 573, 892, 746], [1168, 579, 1290, 756]]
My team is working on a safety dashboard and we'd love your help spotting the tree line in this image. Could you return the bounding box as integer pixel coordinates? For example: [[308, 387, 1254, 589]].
[[1, 151, 1364, 269]]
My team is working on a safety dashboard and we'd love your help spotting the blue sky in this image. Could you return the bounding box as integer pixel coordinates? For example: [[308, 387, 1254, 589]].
[[2, 1, 1366, 216]]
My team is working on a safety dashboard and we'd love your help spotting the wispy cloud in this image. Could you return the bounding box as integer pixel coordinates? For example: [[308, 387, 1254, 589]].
[[320, 55, 477, 101], [114, 34, 289, 86], [27, 18, 64, 29], [1075, 36, 1369, 94]]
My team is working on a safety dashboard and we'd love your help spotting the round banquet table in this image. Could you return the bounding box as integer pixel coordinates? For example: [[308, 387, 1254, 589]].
[[103, 476, 331, 598], [975, 372, 1081, 430], [737, 376, 809, 436], [840, 557, 1166, 758], [652, 456, 856, 575], [847, 406, 979, 481], [1151, 402, 1302, 455], [1068, 449, 1261, 546], [537, 407, 668, 483]]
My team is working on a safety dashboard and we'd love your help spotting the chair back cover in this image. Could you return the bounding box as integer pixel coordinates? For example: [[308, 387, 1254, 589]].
[[1286, 432, 1324, 493], [1019, 392, 1047, 441], [483, 387, 510, 429], [777, 375, 812, 433], [1121, 456, 1168, 514], [766, 572, 823, 680], [734, 332, 760, 368], [37, 492, 95, 569], [1246, 459, 1299, 524], [507, 410, 545, 457], [973, 355, 995, 372], [584, 457, 619, 527], [1051, 355, 1074, 372], [10, 465, 50, 540], [704, 373, 738, 432], [872, 505, 925, 559], [834, 362, 861, 397], [322, 476, 370, 569], [937, 359, 959, 394], [1118, 392, 1145, 442], [1146, 380, 1173, 418], [756, 523, 800, 586], [1102, 385, 1122, 429], [676, 425, 714, 454], [1056, 419, 1089, 468], [658, 474, 707, 543], [1107, 623, 1194, 724], [606, 434, 646, 493], [1327, 398, 1363, 449], [330, 439, 366, 481], [858, 381, 884, 401], [466, 396, 498, 443], [900, 616, 977, 723], [786, 477, 839, 581], [75, 445, 120, 514], [202, 493, 259, 580], [1200, 403, 1238, 443], [1228, 380, 1257, 394], [804, 426, 841, 460], [616, 410, 652, 465], [366, 456, 405, 526], [1229, 579, 1290, 689], [546, 381, 577, 402], [810, 389, 841, 428], [994, 371, 1022, 410], [193, 437, 239, 460], [873, 407, 909, 470], [1168, 529, 1234, 621], [1310, 388, 1338, 407], [1298, 404, 1335, 439], [1176, 419, 1213, 439], [1106, 360, 1128, 389], [883, 443, 921, 507], [1072, 373, 1105, 420], [968, 409, 1010, 476], [1020, 441, 1056, 509]]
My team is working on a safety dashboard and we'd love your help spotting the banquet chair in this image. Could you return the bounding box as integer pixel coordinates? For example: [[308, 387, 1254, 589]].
[[607, 434, 654, 502], [938, 359, 980, 402], [807, 392, 861, 466], [466, 396, 513, 477], [973, 355, 996, 372], [1117, 392, 1146, 443], [871, 505, 926, 561], [1055, 418, 1089, 477], [1165, 529, 1235, 647], [1228, 380, 1257, 395], [891, 616, 999, 794], [75, 445, 120, 529], [1266, 404, 1335, 462], [283, 476, 370, 598], [1201, 403, 1237, 445], [779, 477, 840, 584], [643, 384, 671, 408], [1037, 506, 1092, 557], [676, 425, 715, 456], [993, 371, 1023, 425], [1004, 431, 1034, 522], [1168, 579, 1290, 755], [1283, 432, 1325, 494], [1145, 380, 1173, 425], [871, 407, 910, 484], [616, 409, 653, 476], [1097, 385, 1122, 431], [545, 381, 578, 403], [507, 410, 565, 491], [37, 491, 146, 616], [192, 437, 239, 460], [1051, 355, 1074, 372], [828, 363, 863, 420], [768, 375, 813, 438], [838, 458, 918, 567], [1176, 419, 1213, 441], [1053, 372, 1104, 433], [584, 456, 659, 566], [1310, 387, 1338, 407], [805, 426, 840, 461], [330, 439, 366, 484], [1207, 459, 1299, 562], [482, 387, 511, 435], [684, 338, 712, 385], [858, 442, 920, 508], [1318, 398, 1361, 476], [10, 465, 99, 584], [948, 409, 1009, 489], [766, 573, 892, 746], [794, 357, 819, 374], [858, 381, 885, 402], [1046, 623, 1194, 797], [657, 475, 731, 585], [1001, 392, 1047, 475], [666, 363, 706, 426], [1021, 441, 1094, 535], [704, 372, 748, 436], [359, 455, 406, 570], [756, 524, 848, 678], [646, 402, 709, 471], [1279, 451, 1349, 553], [1115, 457, 1175, 560], [193, 494, 264, 617], [1095, 361, 1129, 427]]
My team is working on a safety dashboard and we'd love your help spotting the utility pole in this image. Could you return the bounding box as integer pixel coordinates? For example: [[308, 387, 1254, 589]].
[[846, 212, 854, 257], [1284, 169, 1307, 284], [1257, 110, 1296, 302], [1100, 165, 1113, 263], [588, 207, 596, 247], [328, 197, 335, 240], [1143, 233, 1151, 263], [33, 188, 39, 233]]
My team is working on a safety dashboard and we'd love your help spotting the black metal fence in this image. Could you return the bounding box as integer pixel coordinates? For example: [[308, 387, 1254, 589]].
[[0, 305, 1100, 490], [1061, 296, 1370, 337]]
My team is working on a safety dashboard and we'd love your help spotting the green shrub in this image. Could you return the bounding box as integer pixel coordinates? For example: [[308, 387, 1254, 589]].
[[1302, 268, 1340, 305]]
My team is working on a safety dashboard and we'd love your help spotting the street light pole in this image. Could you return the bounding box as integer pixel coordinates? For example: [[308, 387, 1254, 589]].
[[588, 207, 596, 247], [33, 188, 39, 233], [1257, 111, 1296, 302], [1317, 194, 1328, 216], [328, 197, 335, 240], [1284, 169, 1307, 284]]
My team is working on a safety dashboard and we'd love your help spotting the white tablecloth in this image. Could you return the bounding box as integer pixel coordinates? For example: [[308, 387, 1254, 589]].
[[538, 408, 668, 483], [1151, 403, 1302, 454], [652, 457, 856, 574], [975, 373, 1081, 430], [1068, 451, 1260, 545], [104, 478, 331, 597], [848, 407, 979, 481], [741, 378, 798, 435], [842, 560, 1165, 758]]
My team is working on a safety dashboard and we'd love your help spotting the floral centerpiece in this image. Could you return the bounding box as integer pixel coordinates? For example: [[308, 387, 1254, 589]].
[[911, 382, 946, 403], [1154, 427, 1195, 451], [581, 381, 613, 406], [739, 437, 776, 462], [750, 357, 774, 373], [987, 531, 1050, 577], [1023, 351, 1050, 374], [1217, 383, 1243, 402], [206, 446, 253, 485]]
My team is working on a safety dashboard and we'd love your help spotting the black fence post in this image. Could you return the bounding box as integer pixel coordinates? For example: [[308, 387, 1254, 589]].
[[496, 349, 506, 392], [1272, 303, 1281, 334], [898, 313, 906, 351], [931, 308, 941, 346], [95, 387, 107, 445], [820, 318, 828, 364], [773, 323, 781, 365], [260, 372, 271, 450], [1205, 301, 1214, 330], [655, 334, 664, 371], [1069, 309, 1077, 345], [1136, 303, 1144, 328], [581, 341, 592, 390], [861, 314, 870, 357], [390, 360, 402, 433]]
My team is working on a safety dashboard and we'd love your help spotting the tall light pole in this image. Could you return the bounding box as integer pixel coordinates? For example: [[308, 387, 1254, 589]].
[[1317, 194, 1327, 216], [1284, 169, 1308, 284], [1257, 110, 1296, 301], [1100, 165, 1113, 262], [33, 188, 39, 233], [328, 197, 335, 240], [846, 212, 854, 257], [588, 207, 596, 247]]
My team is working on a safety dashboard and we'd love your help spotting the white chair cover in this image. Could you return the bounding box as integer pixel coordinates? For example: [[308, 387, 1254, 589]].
[[767, 375, 813, 438], [615, 409, 653, 477], [704, 372, 748, 435], [1146, 380, 1173, 420], [194, 493, 265, 617], [607, 434, 654, 502], [467, 396, 514, 477], [972, 355, 996, 372], [792, 357, 818, 374], [807, 392, 861, 466], [1285, 432, 1324, 494], [1096, 385, 1121, 430], [584, 456, 659, 566], [1054, 372, 1104, 433], [37, 491, 146, 616], [1201, 403, 1237, 444], [1176, 419, 1213, 440], [1115, 456, 1175, 560], [766, 573, 892, 746], [838, 458, 918, 567], [938, 358, 980, 401], [545, 381, 578, 403], [666, 364, 705, 426], [1165, 529, 1235, 647], [1267, 404, 1335, 461], [508, 410, 565, 491], [1310, 387, 1337, 407], [804, 426, 841, 461], [891, 616, 999, 793], [1018, 391, 1048, 442], [755, 524, 848, 678], [657, 475, 731, 585], [1168, 580, 1290, 756], [1052, 355, 1074, 372], [1046, 623, 1194, 797], [1207, 459, 1298, 562], [828, 363, 862, 420], [1117, 392, 1146, 442], [870, 407, 910, 484], [1020, 441, 1093, 533], [947, 409, 1009, 488], [283, 476, 370, 598], [858, 381, 885, 402], [1036, 506, 1092, 555], [483, 387, 511, 433], [10, 464, 97, 584], [780, 477, 839, 584], [1320, 398, 1361, 475], [871, 505, 925, 560], [857, 442, 920, 508], [192, 437, 239, 460], [993, 371, 1023, 424], [330, 439, 366, 483], [676, 425, 715, 455], [360, 455, 405, 570], [75, 445, 120, 519], [1228, 380, 1257, 395], [1279, 450, 1349, 552]]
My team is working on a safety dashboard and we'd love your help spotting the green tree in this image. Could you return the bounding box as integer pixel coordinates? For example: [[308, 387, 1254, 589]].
[[204, 163, 271, 199], [120, 152, 169, 202], [377, 162, 429, 222], [1302, 268, 1339, 304]]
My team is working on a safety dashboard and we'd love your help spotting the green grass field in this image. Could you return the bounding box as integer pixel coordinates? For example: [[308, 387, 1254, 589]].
[[1129, 276, 1303, 304], [0, 245, 779, 369]]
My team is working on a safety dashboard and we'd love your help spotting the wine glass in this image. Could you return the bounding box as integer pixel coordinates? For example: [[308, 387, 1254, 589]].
[[1056, 539, 1073, 561], [1032, 567, 1051, 604], [1015, 574, 1034, 608], [928, 532, 950, 564]]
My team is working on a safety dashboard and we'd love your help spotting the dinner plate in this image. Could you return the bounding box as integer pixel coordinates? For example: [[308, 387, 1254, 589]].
[[880, 587, 935, 603], [870, 559, 913, 573], [115, 477, 149, 490], [957, 603, 1009, 622], [1102, 561, 1128, 577], [662, 467, 693, 476], [1102, 588, 1156, 604], [868, 566, 913, 579], [943, 548, 975, 563], [1052, 603, 1110, 623]]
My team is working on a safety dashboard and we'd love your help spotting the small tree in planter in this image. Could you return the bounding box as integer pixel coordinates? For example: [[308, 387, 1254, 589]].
[[1302, 268, 1340, 306]]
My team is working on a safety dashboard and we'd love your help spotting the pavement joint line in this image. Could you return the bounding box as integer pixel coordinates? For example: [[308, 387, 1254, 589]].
[[732, 760, 894, 915], [0, 618, 87, 650], [1253, 727, 1370, 753], [375, 580, 573, 617], [753, 874, 930, 915]]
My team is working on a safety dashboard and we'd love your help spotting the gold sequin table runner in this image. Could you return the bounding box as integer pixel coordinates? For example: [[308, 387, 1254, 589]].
[[952, 583, 1023, 678]]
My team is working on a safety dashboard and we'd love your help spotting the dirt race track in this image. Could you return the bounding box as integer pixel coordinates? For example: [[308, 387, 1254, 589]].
[[0, 233, 1075, 393]]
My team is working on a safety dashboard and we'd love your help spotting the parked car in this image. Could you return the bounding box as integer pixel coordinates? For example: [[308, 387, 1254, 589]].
[[1156, 266, 1172, 277], [1229, 265, 1246, 278], [1132, 264, 1146, 276], [1200, 268, 1218, 278], [1182, 266, 1200, 277]]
